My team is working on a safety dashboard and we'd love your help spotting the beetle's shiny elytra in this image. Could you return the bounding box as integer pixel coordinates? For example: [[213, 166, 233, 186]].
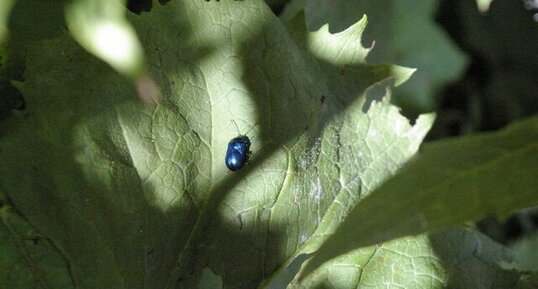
[[225, 135, 251, 171]]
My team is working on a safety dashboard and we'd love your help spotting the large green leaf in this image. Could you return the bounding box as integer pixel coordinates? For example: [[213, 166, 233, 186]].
[[259, 14, 443, 289], [304, 115, 538, 278], [0, 1, 434, 288]]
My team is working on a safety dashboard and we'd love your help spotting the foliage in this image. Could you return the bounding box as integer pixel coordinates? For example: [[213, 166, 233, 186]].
[[281, 0, 468, 116], [0, 0, 536, 288], [303, 115, 538, 279]]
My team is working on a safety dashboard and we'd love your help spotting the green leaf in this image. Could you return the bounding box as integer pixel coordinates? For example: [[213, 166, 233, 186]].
[[261, 83, 435, 288], [476, 0, 494, 12], [0, 1, 434, 288], [292, 226, 524, 288], [291, 234, 447, 288], [65, 0, 146, 78], [303, 115, 538, 278], [0, 1, 322, 287], [289, 0, 467, 114], [254, 13, 437, 288], [476, 0, 493, 13], [0, 0, 15, 44]]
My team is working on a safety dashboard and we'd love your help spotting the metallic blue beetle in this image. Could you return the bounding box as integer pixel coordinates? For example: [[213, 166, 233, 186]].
[[225, 121, 255, 171], [225, 135, 252, 171]]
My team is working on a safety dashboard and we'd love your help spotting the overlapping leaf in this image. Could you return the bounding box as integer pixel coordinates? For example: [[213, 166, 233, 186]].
[[283, 0, 467, 114], [304, 115, 538, 279]]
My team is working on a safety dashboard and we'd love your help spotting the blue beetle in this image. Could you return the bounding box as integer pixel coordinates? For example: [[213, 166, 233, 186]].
[[225, 121, 254, 171], [225, 136, 251, 171]]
